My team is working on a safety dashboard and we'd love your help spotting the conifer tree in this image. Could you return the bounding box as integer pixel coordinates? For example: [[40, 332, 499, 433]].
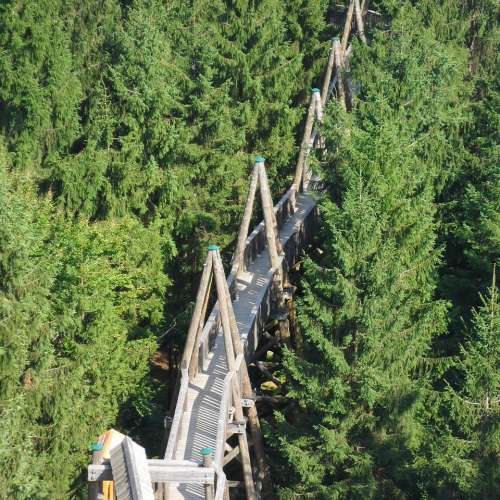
[[0, 139, 167, 496], [269, 2, 472, 497]]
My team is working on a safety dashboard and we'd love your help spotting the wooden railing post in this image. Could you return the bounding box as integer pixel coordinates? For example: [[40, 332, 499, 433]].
[[314, 88, 324, 124], [89, 443, 104, 500], [313, 88, 325, 151], [201, 447, 215, 500]]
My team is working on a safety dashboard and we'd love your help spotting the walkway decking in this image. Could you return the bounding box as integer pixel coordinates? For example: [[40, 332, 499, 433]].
[[167, 192, 316, 499]]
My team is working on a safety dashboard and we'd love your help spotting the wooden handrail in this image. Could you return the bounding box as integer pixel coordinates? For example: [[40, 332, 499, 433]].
[[164, 367, 189, 460]]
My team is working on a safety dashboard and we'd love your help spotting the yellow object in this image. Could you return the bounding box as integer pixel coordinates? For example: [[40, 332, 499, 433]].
[[97, 429, 125, 500]]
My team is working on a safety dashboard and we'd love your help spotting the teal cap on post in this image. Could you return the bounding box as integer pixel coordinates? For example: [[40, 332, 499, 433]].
[[200, 447, 214, 456], [255, 155, 265, 163], [90, 443, 104, 452], [208, 245, 220, 251], [311, 88, 320, 93], [332, 36, 340, 42]]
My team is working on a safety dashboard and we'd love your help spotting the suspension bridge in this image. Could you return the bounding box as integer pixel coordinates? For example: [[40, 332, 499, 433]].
[[88, 2, 367, 498]]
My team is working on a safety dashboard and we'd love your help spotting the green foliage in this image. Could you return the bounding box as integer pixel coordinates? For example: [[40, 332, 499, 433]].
[[418, 274, 499, 498], [0, 140, 166, 496], [438, 0, 500, 332], [0, 0, 329, 496], [268, 1, 497, 498]]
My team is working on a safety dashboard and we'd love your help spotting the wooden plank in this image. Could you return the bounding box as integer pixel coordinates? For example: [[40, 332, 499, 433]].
[[227, 421, 246, 435], [109, 437, 154, 500], [164, 369, 188, 460], [214, 371, 233, 468], [214, 473, 227, 500]]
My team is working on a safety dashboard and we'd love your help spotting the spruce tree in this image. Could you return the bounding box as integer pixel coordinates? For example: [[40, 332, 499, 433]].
[[269, 2, 472, 497]]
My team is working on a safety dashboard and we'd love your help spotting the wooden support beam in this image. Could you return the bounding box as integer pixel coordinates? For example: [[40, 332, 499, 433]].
[[292, 92, 316, 195], [354, 0, 367, 44], [232, 162, 259, 276], [258, 160, 290, 342], [227, 421, 247, 435], [314, 91, 323, 123], [321, 39, 336, 108], [89, 447, 104, 500], [212, 251, 256, 500], [191, 255, 214, 378], [219, 254, 275, 499], [258, 162, 282, 276], [313, 90, 325, 149], [333, 39, 346, 111], [223, 446, 241, 466], [258, 160, 283, 256], [182, 250, 214, 381], [88, 463, 215, 484], [341, 0, 355, 53], [202, 449, 215, 500]]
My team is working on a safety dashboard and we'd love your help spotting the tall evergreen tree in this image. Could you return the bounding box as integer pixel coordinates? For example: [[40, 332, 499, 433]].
[[418, 273, 499, 498], [268, 2, 472, 497]]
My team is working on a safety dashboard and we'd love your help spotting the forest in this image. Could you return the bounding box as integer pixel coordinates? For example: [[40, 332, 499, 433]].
[[0, 0, 498, 498]]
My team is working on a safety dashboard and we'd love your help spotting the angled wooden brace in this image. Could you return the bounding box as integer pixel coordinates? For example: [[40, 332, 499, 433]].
[[333, 37, 347, 111], [321, 38, 336, 108], [232, 156, 283, 279], [354, 0, 367, 44], [181, 249, 214, 381], [257, 157, 283, 284], [219, 250, 275, 499], [341, 0, 355, 53], [232, 162, 260, 276], [257, 158, 283, 256], [258, 159, 290, 342], [212, 249, 257, 500], [292, 88, 318, 198]]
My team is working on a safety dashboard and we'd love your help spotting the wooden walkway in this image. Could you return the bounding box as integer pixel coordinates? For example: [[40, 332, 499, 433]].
[[88, 4, 368, 496], [167, 193, 316, 499]]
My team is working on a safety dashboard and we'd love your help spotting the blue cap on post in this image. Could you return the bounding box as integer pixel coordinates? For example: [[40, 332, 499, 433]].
[[208, 245, 220, 251], [255, 155, 265, 163], [200, 447, 214, 456], [311, 88, 320, 93], [332, 36, 340, 42], [90, 443, 104, 452]]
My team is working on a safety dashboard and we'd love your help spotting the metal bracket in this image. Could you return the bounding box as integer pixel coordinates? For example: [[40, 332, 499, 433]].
[[241, 398, 255, 408]]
